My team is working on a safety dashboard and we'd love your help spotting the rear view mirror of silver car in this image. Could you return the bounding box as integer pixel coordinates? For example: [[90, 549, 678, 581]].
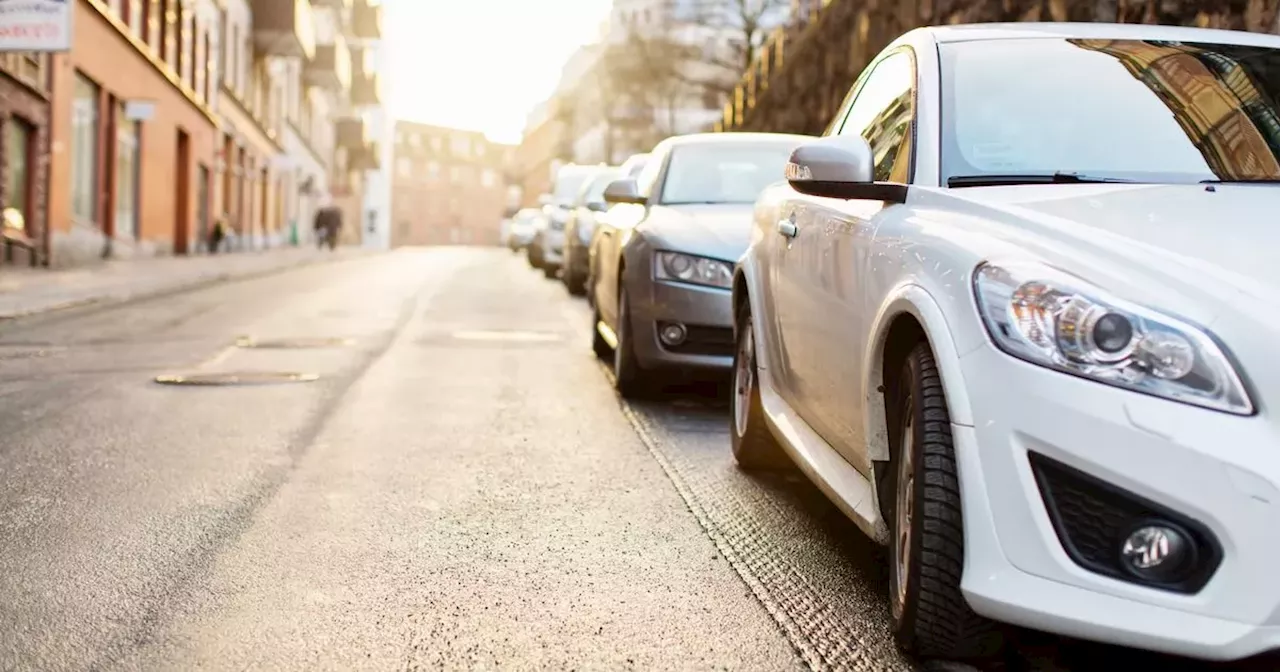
[[786, 135, 908, 203], [602, 178, 646, 205]]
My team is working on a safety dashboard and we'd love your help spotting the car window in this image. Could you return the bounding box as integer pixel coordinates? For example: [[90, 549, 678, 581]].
[[939, 38, 1280, 183], [577, 169, 622, 205], [658, 142, 799, 205], [837, 50, 915, 183], [553, 170, 593, 203], [634, 147, 667, 198]]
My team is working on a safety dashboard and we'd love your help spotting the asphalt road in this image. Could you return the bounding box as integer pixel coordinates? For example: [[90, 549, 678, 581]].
[[0, 247, 1273, 671]]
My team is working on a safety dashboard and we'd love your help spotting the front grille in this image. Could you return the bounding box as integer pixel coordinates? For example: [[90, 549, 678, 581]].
[[1029, 452, 1221, 593], [659, 323, 734, 357]]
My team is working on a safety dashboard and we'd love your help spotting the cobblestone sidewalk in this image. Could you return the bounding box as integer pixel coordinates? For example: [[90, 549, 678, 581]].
[[0, 246, 373, 319]]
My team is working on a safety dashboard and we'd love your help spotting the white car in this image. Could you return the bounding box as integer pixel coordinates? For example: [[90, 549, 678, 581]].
[[732, 22, 1280, 663]]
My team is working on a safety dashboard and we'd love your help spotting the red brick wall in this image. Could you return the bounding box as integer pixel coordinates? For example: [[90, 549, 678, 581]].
[[0, 72, 51, 266]]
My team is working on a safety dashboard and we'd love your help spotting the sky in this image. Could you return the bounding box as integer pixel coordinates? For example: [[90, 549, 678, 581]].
[[384, 0, 613, 145]]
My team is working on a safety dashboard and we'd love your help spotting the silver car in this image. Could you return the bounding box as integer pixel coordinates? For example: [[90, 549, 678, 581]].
[[589, 132, 813, 397], [532, 164, 608, 278], [565, 154, 650, 296]]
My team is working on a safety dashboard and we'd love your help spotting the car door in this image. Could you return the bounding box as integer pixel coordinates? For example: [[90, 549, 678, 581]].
[[771, 49, 918, 473]]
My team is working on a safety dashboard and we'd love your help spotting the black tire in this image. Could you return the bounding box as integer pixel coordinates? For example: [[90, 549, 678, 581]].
[[527, 245, 541, 269], [543, 264, 558, 279], [613, 286, 651, 398], [564, 267, 587, 296], [730, 300, 791, 470], [591, 301, 612, 360], [880, 342, 1003, 661]]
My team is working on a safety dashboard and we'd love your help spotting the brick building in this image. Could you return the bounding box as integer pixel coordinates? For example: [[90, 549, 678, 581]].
[[390, 121, 513, 246], [0, 52, 52, 267], [0, 0, 388, 269]]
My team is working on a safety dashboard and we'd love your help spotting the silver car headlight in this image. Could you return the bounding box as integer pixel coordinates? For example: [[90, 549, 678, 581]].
[[654, 251, 732, 289], [973, 262, 1252, 415]]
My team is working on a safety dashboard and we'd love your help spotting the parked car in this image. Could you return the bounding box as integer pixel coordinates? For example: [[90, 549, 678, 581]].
[[505, 207, 541, 253], [577, 153, 650, 299], [531, 164, 608, 278], [561, 165, 623, 295], [590, 132, 812, 397], [732, 21, 1280, 664]]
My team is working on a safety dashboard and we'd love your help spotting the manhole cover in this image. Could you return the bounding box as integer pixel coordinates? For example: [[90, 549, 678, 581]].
[[235, 336, 353, 349], [449, 330, 561, 343], [154, 371, 320, 386]]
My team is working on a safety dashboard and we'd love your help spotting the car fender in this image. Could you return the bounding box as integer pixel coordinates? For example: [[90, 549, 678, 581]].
[[733, 254, 771, 371], [860, 283, 977, 463]]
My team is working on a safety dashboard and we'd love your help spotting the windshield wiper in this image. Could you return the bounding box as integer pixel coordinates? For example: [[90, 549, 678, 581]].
[[948, 172, 1137, 188]]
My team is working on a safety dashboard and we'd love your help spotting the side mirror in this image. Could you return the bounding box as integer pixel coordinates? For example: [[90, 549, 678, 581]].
[[786, 135, 907, 203], [602, 178, 645, 205], [538, 194, 553, 206], [587, 201, 607, 212]]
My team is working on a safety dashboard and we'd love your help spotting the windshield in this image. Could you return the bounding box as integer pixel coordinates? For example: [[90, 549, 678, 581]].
[[579, 169, 622, 205], [553, 170, 595, 203], [940, 38, 1280, 184], [659, 143, 798, 205]]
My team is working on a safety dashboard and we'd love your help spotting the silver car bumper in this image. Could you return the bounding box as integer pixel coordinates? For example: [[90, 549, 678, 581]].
[[627, 278, 734, 372]]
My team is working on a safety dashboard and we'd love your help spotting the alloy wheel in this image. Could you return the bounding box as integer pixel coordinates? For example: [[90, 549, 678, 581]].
[[892, 405, 915, 622], [733, 325, 754, 438]]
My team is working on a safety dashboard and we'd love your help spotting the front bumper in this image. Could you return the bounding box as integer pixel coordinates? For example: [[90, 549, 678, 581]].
[[954, 342, 1280, 661], [627, 278, 735, 372]]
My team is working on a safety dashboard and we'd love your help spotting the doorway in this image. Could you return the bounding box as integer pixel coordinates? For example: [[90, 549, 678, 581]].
[[196, 163, 210, 253], [174, 129, 190, 254]]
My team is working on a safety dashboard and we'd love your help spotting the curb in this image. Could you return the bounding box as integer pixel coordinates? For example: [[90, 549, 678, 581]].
[[0, 249, 377, 322]]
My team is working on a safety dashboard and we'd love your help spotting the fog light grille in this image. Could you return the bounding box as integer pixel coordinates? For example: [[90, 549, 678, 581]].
[[1028, 452, 1221, 593]]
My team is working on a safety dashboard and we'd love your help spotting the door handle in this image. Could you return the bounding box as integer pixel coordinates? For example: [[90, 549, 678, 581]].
[[776, 219, 798, 238]]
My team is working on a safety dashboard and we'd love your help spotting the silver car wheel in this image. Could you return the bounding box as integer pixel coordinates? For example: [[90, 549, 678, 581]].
[[892, 407, 915, 622], [733, 325, 754, 438]]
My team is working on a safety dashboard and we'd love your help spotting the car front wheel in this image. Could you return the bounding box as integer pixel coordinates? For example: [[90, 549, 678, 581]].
[[613, 286, 651, 398], [730, 300, 791, 470], [882, 342, 1002, 661]]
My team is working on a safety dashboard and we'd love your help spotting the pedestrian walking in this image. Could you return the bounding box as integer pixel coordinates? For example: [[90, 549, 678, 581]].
[[209, 215, 228, 254], [313, 199, 342, 251]]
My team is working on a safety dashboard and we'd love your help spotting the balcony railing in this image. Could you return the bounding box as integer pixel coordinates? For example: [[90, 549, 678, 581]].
[[250, 0, 317, 59], [351, 0, 382, 40], [336, 117, 366, 150], [305, 35, 352, 91], [352, 72, 381, 106]]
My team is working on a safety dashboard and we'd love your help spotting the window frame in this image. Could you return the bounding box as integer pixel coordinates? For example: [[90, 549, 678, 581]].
[[829, 46, 919, 185]]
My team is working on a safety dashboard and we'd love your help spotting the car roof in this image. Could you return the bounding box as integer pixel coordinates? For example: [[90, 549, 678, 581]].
[[926, 22, 1280, 48], [659, 132, 814, 148]]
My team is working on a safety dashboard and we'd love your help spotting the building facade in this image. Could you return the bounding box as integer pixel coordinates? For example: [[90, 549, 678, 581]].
[[0, 0, 384, 268], [48, 0, 222, 265], [390, 121, 512, 247]]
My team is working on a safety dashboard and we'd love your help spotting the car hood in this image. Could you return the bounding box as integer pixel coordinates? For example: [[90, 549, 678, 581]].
[[637, 204, 756, 262], [932, 183, 1280, 327]]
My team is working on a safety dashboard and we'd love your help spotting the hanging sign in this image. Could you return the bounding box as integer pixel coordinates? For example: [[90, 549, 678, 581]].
[[0, 0, 73, 52]]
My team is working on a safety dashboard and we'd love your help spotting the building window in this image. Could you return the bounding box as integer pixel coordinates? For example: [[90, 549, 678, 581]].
[[451, 136, 468, 158], [114, 103, 141, 239], [71, 72, 100, 224], [427, 161, 439, 178], [481, 169, 496, 188], [5, 117, 33, 231], [397, 157, 410, 177], [202, 29, 212, 101]]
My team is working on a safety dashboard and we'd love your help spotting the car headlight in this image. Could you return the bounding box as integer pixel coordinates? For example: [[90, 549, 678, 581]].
[[973, 262, 1252, 415], [654, 251, 732, 289]]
